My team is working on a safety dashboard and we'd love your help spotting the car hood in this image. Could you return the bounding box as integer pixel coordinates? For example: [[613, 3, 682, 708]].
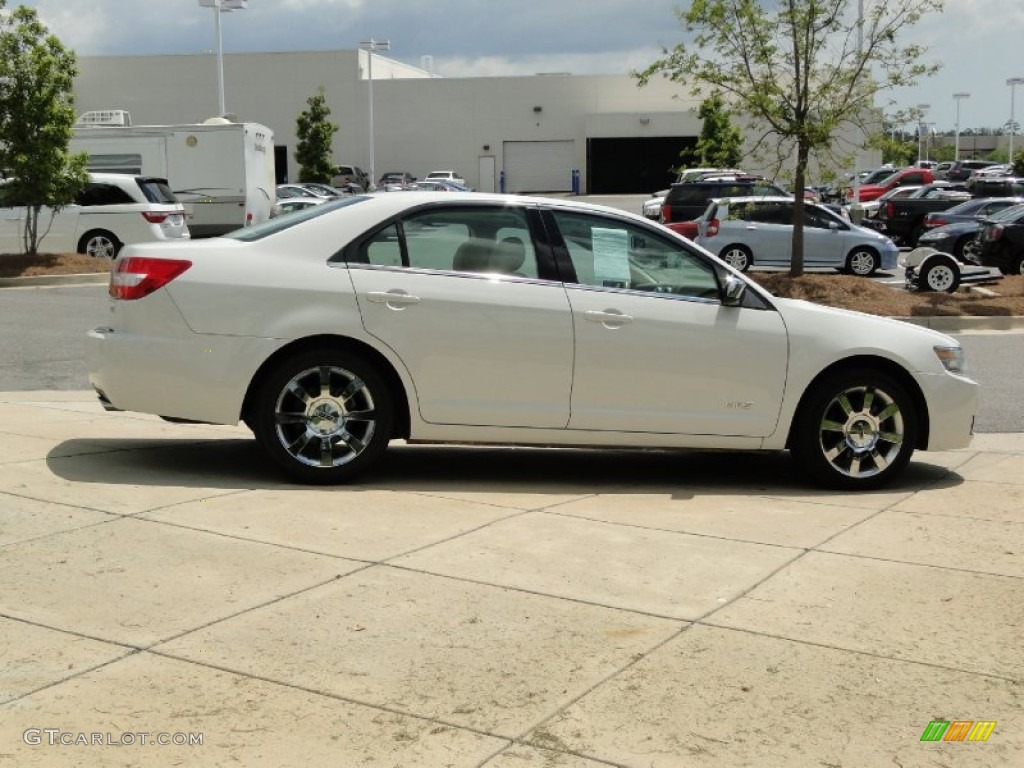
[[771, 295, 959, 372]]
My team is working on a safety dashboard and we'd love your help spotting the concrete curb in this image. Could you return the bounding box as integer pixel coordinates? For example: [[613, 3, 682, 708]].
[[0, 272, 109, 288], [896, 315, 1024, 331]]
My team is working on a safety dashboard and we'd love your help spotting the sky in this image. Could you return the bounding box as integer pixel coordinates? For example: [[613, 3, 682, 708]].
[[10, 0, 1024, 135]]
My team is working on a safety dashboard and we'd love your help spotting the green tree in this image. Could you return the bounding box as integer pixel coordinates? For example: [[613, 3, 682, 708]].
[[0, 1, 88, 255], [294, 86, 338, 184], [694, 93, 743, 167], [639, 0, 942, 275]]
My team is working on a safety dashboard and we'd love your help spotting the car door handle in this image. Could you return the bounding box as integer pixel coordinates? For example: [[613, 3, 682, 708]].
[[366, 290, 421, 308], [584, 309, 633, 328]]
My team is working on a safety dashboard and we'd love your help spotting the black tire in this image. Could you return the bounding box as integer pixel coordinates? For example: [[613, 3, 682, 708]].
[[845, 247, 879, 276], [918, 255, 961, 293], [952, 235, 972, 261], [1011, 254, 1024, 276], [719, 244, 752, 272], [251, 350, 393, 484], [77, 230, 122, 259], [909, 224, 925, 247], [790, 368, 917, 490]]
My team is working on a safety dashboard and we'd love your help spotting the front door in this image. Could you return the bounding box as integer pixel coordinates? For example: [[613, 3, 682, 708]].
[[545, 209, 789, 437]]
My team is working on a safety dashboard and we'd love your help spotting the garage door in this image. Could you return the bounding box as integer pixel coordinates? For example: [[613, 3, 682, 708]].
[[503, 140, 575, 193]]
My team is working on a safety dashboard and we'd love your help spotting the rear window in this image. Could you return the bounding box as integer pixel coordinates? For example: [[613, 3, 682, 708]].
[[135, 178, 178, 204], [226, 195, 367, 241]]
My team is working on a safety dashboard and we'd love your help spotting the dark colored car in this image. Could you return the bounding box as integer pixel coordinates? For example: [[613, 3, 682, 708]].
[[947, 160, 998, 182], [965, 177, 1024, 197], [379, 171, 416, 185], [660, 178, 787, 224], [922, 197, 1024, 230], [922, 203, 1024, 264], [975, 205, 1024, 274]]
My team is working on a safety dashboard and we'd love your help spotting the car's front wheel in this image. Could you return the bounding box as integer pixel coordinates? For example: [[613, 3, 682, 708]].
[[252, 350, 393, 483], [845, 247, 879, 276], [791, 368, 917, 490]]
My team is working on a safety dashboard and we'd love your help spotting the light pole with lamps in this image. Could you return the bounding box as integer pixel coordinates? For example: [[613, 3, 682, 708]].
[[1008, 78, 1024, 166], [953, 92, 970, 161], [198, 0, 248, 118], [359, 38, 390, 190], [915, 103, 930, 163]]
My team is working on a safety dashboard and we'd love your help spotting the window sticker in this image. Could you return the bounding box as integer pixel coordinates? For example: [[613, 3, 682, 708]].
[[592, 227, 631, 288]]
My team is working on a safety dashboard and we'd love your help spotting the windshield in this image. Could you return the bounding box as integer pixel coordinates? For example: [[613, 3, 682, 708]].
[[225, 196, 367, 241]]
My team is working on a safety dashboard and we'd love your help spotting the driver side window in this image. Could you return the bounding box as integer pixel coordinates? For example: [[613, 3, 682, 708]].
[[551, 211, 720, 299]]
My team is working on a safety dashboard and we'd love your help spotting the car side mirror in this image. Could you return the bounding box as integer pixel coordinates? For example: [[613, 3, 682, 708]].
[[722, 274, 747, 306]]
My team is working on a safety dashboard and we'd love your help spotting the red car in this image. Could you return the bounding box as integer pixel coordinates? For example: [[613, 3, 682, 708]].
[[848, 167, 934, 203]]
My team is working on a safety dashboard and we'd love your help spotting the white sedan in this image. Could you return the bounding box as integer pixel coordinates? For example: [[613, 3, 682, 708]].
[[87, 192, 978, 489]]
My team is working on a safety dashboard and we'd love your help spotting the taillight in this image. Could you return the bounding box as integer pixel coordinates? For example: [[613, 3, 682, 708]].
[[661, 203, 672, 222], [245, 211, 253, 226], [109, 257, 192, 300], [926, 217, 948, 229], [885, 202, 895, 219], [706, 218, 720, 237], [141, 209, 185, 224], [986, 225, 1004, 242]]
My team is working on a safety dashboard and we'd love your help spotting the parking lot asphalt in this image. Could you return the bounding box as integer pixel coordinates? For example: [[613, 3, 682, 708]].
[[1, 390, 1022, 767]]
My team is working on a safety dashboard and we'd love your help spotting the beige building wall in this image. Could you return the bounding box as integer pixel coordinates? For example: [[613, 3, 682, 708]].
[[73, 50, 875, 192]]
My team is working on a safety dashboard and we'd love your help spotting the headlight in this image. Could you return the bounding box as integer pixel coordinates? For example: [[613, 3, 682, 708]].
[[934, 345, 966, 373]]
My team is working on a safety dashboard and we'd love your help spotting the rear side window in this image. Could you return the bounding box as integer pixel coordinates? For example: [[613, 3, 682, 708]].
[[359, 207, 539, 278], [77, 183, 136, 206], [136, 178, 178, 204]]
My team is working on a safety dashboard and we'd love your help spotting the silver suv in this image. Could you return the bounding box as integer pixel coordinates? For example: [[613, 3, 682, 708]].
[[694, 196, 899, 276]]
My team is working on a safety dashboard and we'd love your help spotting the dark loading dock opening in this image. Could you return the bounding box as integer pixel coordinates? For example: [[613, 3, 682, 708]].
[[587, 136, 697, 194]]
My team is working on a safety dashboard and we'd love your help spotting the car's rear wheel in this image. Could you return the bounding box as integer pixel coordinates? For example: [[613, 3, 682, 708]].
[[78, 230, 121, 259], [252, 350, 393, 483], [791, 368, 917, 490], [919, 255, 961, 293], [719, 244, 752, 272], [845, 247, 879, 276]]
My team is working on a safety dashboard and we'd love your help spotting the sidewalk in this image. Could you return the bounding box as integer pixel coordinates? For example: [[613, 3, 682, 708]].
[[1, 390, 1022, 767]]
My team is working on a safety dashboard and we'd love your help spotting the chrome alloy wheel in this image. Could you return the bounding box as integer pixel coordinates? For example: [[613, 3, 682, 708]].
[[273, 365, 377, 468], [847, 249, 878, 276], [817, 384, 905, 479]]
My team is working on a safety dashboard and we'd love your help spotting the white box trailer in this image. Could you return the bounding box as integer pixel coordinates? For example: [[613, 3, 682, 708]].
[[71, 120, 275, 237]]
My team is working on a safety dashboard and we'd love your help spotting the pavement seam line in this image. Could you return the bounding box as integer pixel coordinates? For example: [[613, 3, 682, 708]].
[[693, 621, 1021, 683]]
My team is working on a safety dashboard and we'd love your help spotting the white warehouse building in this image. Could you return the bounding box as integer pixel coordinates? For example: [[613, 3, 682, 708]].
[[72, 49, 872, 194]]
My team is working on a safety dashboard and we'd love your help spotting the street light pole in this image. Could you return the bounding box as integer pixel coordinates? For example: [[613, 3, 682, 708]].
[[953, 92, 970, 162], [916, 103, 930, 164], [199, 0, 248, 118], [1008, 78, 1024, 166], [359, 38, 390, 190]]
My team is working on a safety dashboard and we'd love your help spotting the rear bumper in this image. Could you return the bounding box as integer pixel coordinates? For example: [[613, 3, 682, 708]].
[[87, 327, 280, 425]]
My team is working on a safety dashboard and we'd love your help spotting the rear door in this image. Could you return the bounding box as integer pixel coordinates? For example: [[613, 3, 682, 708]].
[[347, 204, 574, 428]]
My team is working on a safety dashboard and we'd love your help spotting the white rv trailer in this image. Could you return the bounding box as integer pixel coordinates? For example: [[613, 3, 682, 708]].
[[71, 115, 275, 237]]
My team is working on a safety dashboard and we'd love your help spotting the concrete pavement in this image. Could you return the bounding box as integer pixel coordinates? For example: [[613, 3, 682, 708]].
[[1, 390, 1022, 767]]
